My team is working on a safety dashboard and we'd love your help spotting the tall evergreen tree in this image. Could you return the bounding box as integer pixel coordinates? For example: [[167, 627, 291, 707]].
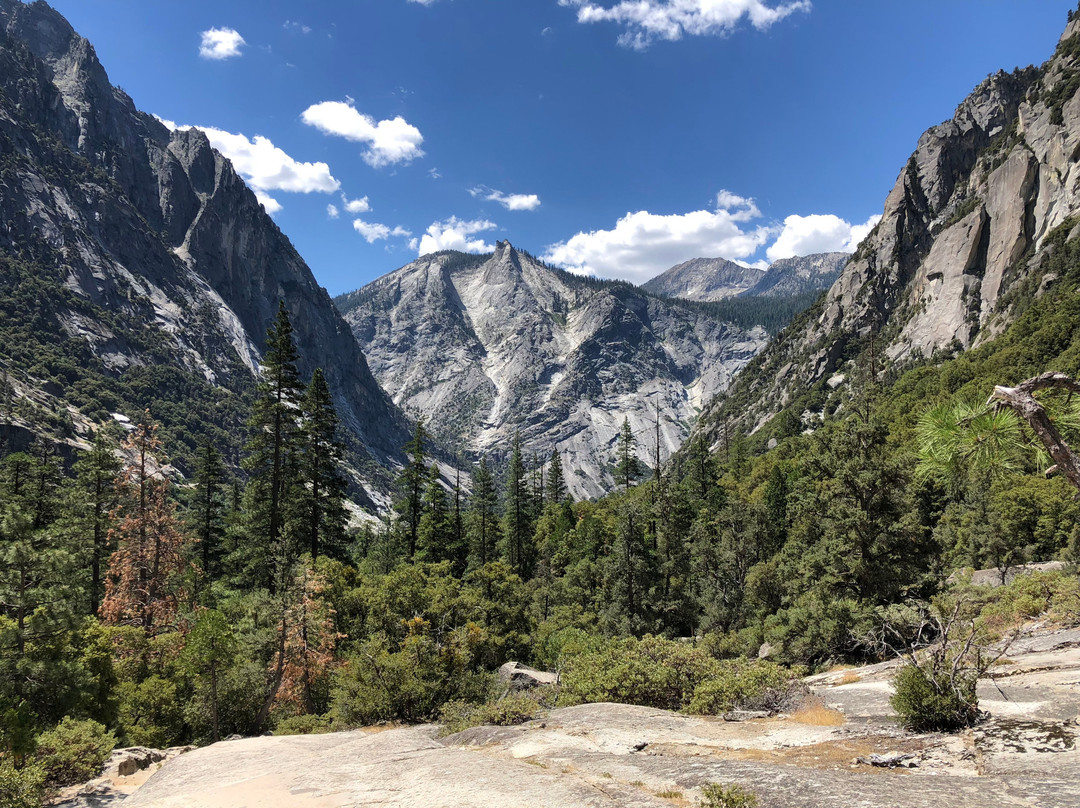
[[502, 434, 535, 578], [189, 440, 227, 585], [236, 301, 306, 591], [546, 450, 567, 504], [68, 432, 121, 614], [297, 368, 347, 561], [418, 464, 452, 563], [395, 419, 429, 561], [468, 456, 500, 568], [616, 418, 640, 492]]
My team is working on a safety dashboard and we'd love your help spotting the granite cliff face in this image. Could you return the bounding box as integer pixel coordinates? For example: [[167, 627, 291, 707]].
[[0, 0, 408, 501], [698, 20, 1080, 440], [642, 252, 847, 302], [337, 243, 767, 498], [641, 256, 763, 301]]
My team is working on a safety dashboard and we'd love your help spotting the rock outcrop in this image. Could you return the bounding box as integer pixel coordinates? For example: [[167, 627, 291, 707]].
[[336, 243, 767, 498], [697, 19, 1080, 439], [642, 252, 848, 302], [642, 256, 764, 301], [0, 0, 409, 499], [118, 627, 1080, 808]]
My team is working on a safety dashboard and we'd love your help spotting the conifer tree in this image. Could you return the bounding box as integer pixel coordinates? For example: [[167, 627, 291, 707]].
[[297, 369, 347, 561], [179, 609, 236, 742], [395, 419, 429, 561], [468, 456, 500, 568], [546, 449, 567, 505], [418, 464, 451, 562], [237, 301, 306, 591], [69, 432, 121, 614], [502, 433, 535, 578], [101, 416, 190, 635], [616, 418, 640, 492], [189, 440, 227, 585]]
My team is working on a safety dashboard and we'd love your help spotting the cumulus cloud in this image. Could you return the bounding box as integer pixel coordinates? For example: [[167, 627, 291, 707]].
[[327, 203, 340, 219], [469, 186, 542, 211], [156, 118, 339, 213], [408, 0, 439, 4], [542, 191, 771, 283], [199, 27, 246, 60], [559, 0, 810, 48], [301, 101, 425, 168], [412, 217, 498, 255], [283, 20, 311, 34], [353, 219, 412, 243], [342, 194, 371, 213], [766, 213, 881, 261], [254, 192, 282, 215]]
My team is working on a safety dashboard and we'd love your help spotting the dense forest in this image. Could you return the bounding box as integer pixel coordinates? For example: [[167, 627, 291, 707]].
[[3, 228, 1080, 803]]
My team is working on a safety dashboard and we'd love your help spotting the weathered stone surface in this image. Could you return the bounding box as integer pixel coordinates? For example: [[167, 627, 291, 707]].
[[642, 256, 764, 301], [115, 631, 1080, 808], [498, 661, 559, 690]]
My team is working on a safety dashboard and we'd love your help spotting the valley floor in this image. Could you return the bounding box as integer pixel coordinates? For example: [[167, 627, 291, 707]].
[[62, 627, 1080, 808]]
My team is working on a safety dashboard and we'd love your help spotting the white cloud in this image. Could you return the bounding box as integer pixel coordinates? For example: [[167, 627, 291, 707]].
[[353, 219, 411, 243], [469, 186, 542, 211], [199, 27, 246, 60], [301, 101, 425, 168], [327, 203, 340, 219], [408, 0, 439, 5], [283, 20, 312, 34], [542, 192, 771, 283], [156, 120, 339, 212], [413, 217, 498, 255], [342, 194, 371, 213], [191, 126, 340, 197], [766, 213, 881, 261], [559, 0, 810, 48]]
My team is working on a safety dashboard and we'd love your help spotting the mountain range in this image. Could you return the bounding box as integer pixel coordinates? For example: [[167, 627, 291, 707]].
[[641, 252, 848, 302], [0, 0, 408, 506], [336, 243, 768, 499]]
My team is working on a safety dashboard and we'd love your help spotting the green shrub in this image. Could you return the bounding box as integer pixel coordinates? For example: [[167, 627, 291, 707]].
[[117, 676, 185, 748], [890, 663, 981, 732], [33, 716, 116, 789], [437, 691, 549, 736], [698, 781, 758, 808], [558, 635, 720, 711], [274, 714, 332, 736], [330, 634, 494, 727], [0, 761, 45, 808], [686, 659, 802, 715]]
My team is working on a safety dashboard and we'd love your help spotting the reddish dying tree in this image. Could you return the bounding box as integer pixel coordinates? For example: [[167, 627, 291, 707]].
[[100, 414, 191, 635]]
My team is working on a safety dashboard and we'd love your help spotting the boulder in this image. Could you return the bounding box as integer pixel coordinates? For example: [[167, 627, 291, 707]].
[[498, 661, 558, 691]]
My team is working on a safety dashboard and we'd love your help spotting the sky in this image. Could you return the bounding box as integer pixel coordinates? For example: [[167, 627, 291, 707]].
[[44, 0, 1078, 295]]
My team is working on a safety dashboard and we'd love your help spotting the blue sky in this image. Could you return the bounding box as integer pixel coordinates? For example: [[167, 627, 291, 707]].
[[45, 0, 1076, 294]]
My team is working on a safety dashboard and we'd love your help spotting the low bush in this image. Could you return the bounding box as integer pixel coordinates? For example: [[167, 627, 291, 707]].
[[0, 761, 45, 808], [274, 713, 333, 736], [33, 716, 116, 789], [437, 690, 549, 736], [890, 663, 981, 732], [698, 781, 758, 808], [558, 635, 720, 711], [687, 659, 803, 716]]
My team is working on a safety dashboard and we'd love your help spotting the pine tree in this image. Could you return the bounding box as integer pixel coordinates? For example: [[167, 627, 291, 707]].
[[189, 440, 226, 585], [297, 369, 347, 561], [502, 433, 535, 578], [418, 464, 452, 563], [467, 456, 500, 568], [100, 416, 190, 635], [179, 609, 236, 742], [616, 417, 640, 492], [237, 301, 306, 591], [68, 432, 121, 615], [546, 449, 567, 505], [395, 419, 429, 561]]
